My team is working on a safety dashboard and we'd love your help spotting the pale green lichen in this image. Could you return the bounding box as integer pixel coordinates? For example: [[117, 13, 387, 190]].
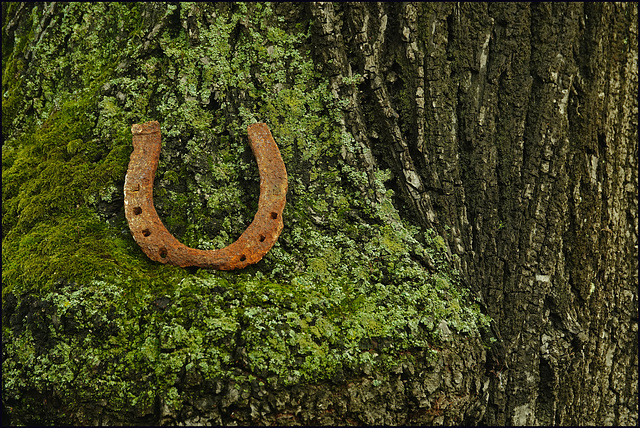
[[2, 2, 491, 423]]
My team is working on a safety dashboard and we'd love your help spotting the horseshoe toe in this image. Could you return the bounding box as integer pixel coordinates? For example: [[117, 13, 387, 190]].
[[124, 121, 288, 270]]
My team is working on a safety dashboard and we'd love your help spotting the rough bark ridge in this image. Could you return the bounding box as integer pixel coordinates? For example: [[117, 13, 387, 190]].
[[309, 2, 637, 425]]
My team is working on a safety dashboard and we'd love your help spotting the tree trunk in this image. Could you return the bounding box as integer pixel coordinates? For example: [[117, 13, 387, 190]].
[[309, 2, 638, 425], [2, 2, 637, 426]]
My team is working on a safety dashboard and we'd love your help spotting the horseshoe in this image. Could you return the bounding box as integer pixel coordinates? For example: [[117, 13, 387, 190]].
[[124, 121, 287, 270]]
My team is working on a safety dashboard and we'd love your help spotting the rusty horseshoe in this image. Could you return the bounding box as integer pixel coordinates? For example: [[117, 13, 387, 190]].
[[124, 121, 287, 270]]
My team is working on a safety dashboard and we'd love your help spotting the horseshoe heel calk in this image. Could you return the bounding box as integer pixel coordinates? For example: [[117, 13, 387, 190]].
[[124, 121, 287, 270]]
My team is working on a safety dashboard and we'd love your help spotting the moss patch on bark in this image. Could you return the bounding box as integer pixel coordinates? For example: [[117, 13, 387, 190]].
[[2, 3, 491, 424]]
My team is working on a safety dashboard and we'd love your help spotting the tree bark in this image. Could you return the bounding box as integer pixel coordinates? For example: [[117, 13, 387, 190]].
[[2, 2, 637, 426], [309, 2, 638, 425]]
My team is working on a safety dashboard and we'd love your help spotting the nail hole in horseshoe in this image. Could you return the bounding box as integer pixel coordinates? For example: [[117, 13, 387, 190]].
[[133, 207, 142, 215], [259, 235, 266, 242], [240, 255, 247, 262], [159, 248, 168, 258], [271, 212, 278, 219], [142, 229, 151, 237]]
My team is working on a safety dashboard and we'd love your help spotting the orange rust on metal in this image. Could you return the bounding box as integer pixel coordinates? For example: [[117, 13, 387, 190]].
[[124, 121, 287, 270]]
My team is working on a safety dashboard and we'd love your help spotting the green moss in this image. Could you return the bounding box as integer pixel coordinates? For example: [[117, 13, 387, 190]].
[[2, 3, 491, 424]]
